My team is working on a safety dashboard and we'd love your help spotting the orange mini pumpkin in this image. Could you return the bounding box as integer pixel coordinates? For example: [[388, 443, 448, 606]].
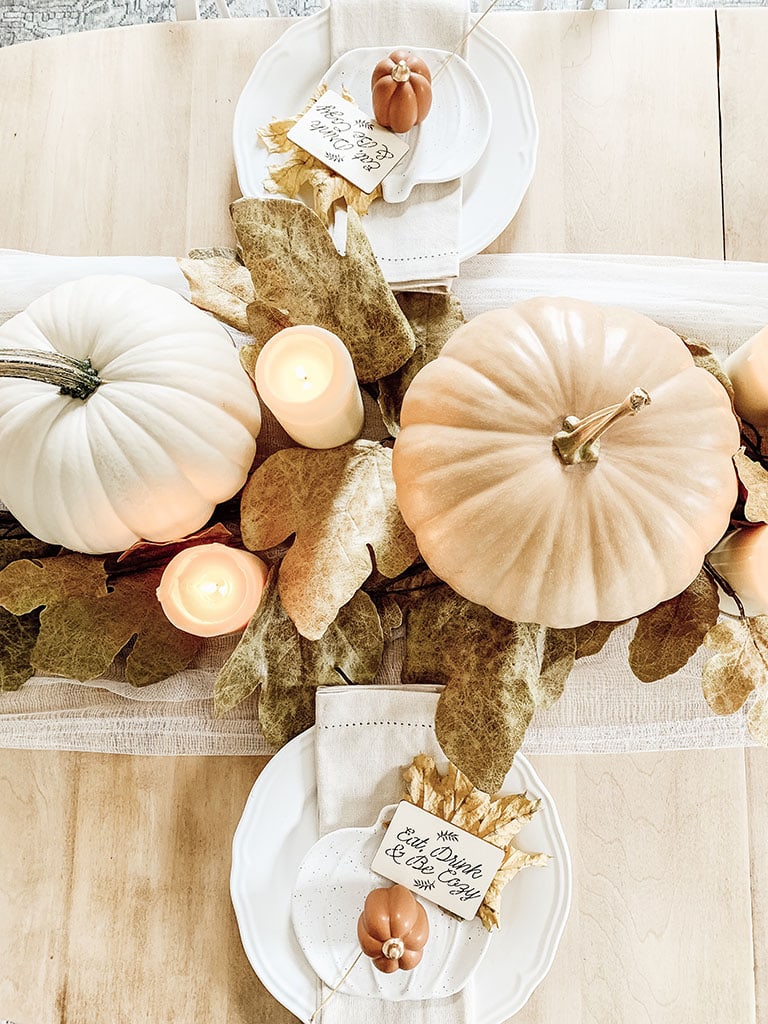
[[371, 49, 433, 134], [357, 884, 430, 973]]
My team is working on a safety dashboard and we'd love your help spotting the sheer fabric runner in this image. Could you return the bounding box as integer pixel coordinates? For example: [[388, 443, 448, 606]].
[[0, 248, 766, 755]]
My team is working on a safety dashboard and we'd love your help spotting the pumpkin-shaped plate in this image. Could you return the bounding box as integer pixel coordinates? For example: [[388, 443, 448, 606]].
[[291, 805, 492, 1000]]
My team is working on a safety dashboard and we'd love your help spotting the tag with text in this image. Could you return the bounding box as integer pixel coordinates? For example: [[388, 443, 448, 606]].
[[287, 89, 409, 194], [370, 801, 505, 920]]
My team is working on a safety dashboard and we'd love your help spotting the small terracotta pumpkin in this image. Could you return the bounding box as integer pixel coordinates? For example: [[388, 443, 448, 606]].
[[371, 49, 433, 134], [357, 884, 429, 973]]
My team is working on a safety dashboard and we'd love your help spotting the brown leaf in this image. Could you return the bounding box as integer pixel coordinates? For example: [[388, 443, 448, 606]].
[[628, 568, 720, 682], [747, 691, 768, 745], [573, 621, 623, 659], [702, 616, 768, 714], [377, 596, 403, 640], [214, 570, 383, 746], [682, 337, 736, 406], [0, 553, 108, 614], [401, 586, 567, 792], [114, 523, 235, 570], [232, 196, 415, 383], [733, 449, 768, 524], [378, 292, 466, 435], [178, 255, 255, 334], [240, 440, 418, 640], [536, 629, 576, 708], [0, 538, 58, 691]]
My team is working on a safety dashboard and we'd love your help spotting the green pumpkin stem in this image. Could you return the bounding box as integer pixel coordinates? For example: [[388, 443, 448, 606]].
[[553, 387, 651, 465], [0, 348, 102, 400]]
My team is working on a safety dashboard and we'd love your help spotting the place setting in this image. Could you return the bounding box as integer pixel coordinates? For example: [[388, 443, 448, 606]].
[[0, 1, 767, 1022]]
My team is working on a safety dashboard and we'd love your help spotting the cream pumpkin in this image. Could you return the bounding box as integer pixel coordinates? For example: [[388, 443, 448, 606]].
[[392, 297, 740, 629], [0, 275, 261, 554]]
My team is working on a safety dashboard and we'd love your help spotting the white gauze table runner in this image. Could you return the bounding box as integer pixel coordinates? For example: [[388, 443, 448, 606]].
[[329, 0, 468, 290], [314, 685, 471, 1022], [0, 248, 767, 756]]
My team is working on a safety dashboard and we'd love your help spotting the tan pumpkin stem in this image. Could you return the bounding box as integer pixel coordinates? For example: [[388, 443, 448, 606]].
[[0, 348, 102, 400], [553, 387, 651, 465], [391, 60, 411, 83], [382, 937, 405, 960]]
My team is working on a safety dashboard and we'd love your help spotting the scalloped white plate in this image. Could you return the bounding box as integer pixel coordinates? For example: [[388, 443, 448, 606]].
[[231, 724, 571, 1023], [291, 804, 492, 1000], [323, 47, 492, 203], [233, 8, 538, 260]]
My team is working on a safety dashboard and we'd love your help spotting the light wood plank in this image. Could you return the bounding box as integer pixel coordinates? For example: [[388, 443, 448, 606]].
[[488, 10, 723, 258], [746, 747, 768, 1024], [718, 9, 768, 263]]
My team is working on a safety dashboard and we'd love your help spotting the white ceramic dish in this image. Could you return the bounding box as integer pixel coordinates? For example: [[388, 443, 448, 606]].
[[291, 804, 492, 1000], [232, 9, 538, 260], [231, 726, 571, 1024], [323, 47, 492, 203]]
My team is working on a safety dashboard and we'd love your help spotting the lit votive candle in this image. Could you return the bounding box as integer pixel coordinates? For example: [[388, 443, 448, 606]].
[[724, 326, 768, 428], [707, 525, 768, 617], [254, 325, 364, 449], [156, 543, 268, 637]]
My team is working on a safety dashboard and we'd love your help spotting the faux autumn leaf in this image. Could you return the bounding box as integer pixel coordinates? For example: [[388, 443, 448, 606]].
[[733, 449, 768, 524], [682, 338, 736, 406], [232, 196, 415, 383], [378, 292, 466, 435], [214, 570, 383, 746], [114, 523, 235, 571], [240, 440, 419, 640], [400, 585, 566, 792], [177, 255, 254, 334], [402, 754, 547, 931], [628, 568, 720, 682], [702, 615, 768, 715], [0, 538, 55, 691], [573, 620, 623, 659], [257, 83, 383, 224], [0, 555, 202, 686], [748, 692, 768, 744]]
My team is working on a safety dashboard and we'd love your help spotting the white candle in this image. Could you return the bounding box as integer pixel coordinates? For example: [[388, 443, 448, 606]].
[[156, 543, 268, 637], [724, 326, 768, 427], [707, 526, 768, 616], [254, 325, 364, 449]]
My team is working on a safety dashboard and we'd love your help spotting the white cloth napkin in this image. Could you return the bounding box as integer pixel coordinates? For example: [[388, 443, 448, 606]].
[[329, 0, 470, 291], [314, 685, 474, 1023]]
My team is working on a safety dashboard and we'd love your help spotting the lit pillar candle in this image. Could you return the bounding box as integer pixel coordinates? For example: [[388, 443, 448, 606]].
[[254, 325, 364, 449], [156, 543, 268, 637], [707, 526, 768, 616], [724, 326, 768, 427]]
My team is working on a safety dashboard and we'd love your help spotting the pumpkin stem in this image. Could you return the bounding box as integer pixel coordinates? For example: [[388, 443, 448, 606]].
[[0, 348, 102, 400], [553, 387, 651, 465], [391, 60, 411, 83], [382, 937, 405, 960]]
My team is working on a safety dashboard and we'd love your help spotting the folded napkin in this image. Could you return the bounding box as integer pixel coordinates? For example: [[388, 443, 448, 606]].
[[314, 685, 474, 1023], [329, 0, 470, 291]]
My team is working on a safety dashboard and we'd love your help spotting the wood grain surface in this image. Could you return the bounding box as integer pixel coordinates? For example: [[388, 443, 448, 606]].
[[0, 10, 766, 1024]]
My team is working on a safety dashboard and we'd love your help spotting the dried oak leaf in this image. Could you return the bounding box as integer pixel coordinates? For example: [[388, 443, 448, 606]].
[[240, 440, 419, 640], [0, 554, 202, 686], [0, 538, 56, 691], [378, 291, 466, 435], [402, 754, 547, 931], [682, 338, 736, 406], [702, 615, 768, 715], [177, 255, 254, 334], [232, 196, 415, 383], [628, 568, 720, 682], [733, 449, 768, 524], [257, 83, 382, 224], [214, 569, 383, 746], [401, 586, 571, 792]]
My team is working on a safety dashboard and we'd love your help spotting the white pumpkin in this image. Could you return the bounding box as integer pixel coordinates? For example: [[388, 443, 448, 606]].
[[0, 275, 261, 554]]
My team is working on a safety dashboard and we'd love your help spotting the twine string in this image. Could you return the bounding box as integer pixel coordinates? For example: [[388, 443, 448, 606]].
[[309, 950, 365, 1022], [432, 0, 504, 83]]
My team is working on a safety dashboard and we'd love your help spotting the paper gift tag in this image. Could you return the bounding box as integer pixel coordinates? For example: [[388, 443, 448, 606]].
[[287, 89, 409, 194], [370, 801, 504, 921]]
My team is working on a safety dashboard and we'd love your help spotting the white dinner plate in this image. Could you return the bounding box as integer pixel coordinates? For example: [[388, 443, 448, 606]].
[[232, 8, 539, 260], [231, 726, 571, 1024]]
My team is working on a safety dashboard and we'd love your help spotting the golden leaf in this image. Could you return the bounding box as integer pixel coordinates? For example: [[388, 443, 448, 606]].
[[214, 569, 383, 745], [0, 537, 55, 691], [628, 568, 720, 682], [573, 620, 623, 659], [402, 754, 547, 932], [239, 440, 419, 640], [701, 615, 768, 715], [177, 255, 254, 334], [682, 337, 736, 406], [748, 692, 768, 744], [733, 449, 768, 524], [232, 196, 415, 383]]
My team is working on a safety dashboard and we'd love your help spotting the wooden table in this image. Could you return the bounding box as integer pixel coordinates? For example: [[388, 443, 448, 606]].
[[0, 10, 766, 1023]]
